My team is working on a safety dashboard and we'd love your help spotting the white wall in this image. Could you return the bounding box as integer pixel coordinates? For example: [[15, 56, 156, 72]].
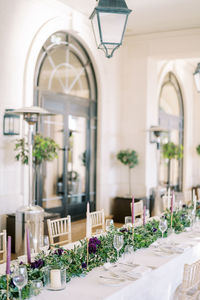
[[0, 0, 123, 218], [1, 0, 200, 222], [118, 29, 200, 199]]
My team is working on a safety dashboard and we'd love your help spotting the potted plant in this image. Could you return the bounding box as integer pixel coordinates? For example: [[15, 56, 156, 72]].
[[196, 145, 200, 156], [14, 134, 59, 201], [117, 149, 139, 196], [162, 142, 183, 188]]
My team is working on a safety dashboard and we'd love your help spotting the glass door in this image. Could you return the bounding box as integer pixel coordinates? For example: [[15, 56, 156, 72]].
[[37, 92, 96, 220]]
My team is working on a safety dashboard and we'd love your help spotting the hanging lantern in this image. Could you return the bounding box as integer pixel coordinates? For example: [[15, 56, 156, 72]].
[[193, 63, 200, 93], [90, 0, 132, 58]]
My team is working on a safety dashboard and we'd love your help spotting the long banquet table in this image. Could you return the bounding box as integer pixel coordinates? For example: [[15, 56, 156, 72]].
[[39, 231, 200, 300], [1, 230, 200, 300]]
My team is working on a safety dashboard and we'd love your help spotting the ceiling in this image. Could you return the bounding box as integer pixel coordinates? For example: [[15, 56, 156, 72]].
[[58, 0, 200, 35]]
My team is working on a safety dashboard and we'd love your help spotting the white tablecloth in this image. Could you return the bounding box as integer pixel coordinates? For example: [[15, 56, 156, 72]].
[[39, 231, 200, 300], [2, 231, 200, 300]]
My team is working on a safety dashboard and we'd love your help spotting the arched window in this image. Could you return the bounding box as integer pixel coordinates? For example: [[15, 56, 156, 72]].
[[159, 72, 184, 191], [34, 32, 97, 100], [34, 32, 97, 219]]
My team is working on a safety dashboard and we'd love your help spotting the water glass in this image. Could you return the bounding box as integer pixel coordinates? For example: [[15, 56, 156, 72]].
[[123, 245, 134, 263], [12, 265, 28, 300], [159, 218, 168, 239], [106, 219, 114, 231], [30, 280, 43, 298], [96, 229, 104, 235], [39, 235, 50, 252], [124, 216, 132, 228], [113, 234, 124, 260]]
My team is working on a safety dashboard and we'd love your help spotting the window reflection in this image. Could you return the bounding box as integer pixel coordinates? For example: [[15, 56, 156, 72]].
[[159, 73, 184, 191]]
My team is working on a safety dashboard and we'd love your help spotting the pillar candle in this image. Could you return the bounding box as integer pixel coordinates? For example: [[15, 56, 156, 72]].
[[26, 228, 31, 264], [132, 196, 135, 225], [86, 202, 91, 239], [50, 269, 61, 289], [143, 205, 146, 226], [6, 236, 11, 275]]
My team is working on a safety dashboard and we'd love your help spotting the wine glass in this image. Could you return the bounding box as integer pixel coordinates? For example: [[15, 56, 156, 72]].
[[105, 219, 114, 231], [113, 234, 124, 260], [159, 218, 168, 239], [12, 265, 28, 300]]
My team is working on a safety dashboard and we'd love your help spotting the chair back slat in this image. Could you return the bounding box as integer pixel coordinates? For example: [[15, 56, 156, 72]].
[[130, 201, 144, 220], [176, 260, 200, 300], [0, 230, 6, 264], [47, 216, 72, 247], [88, 209, 105, 233]]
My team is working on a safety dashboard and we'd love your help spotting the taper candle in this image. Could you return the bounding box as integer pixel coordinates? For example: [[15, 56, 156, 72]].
[[171, 191, 174, 228], [6, 236, 11, 275], [171, 191, 174, 214], [86, 202, 91, 239], [26, 228, 31, 264], [167, 188, 170, 209], [143, 205, 146, 226], [132, 196, 135, 225]]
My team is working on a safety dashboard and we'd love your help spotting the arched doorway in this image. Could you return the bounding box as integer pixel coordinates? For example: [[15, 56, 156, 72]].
[[159, 72, 184, 191], [34, 32, 97, 220]]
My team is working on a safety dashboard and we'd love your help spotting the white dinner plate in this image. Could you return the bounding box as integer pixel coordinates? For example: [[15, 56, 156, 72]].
[[98, 276, 126, 287]]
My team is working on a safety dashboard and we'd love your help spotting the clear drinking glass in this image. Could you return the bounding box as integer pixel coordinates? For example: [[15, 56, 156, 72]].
[[106, 219, 114, 231], [39, 235, 49, 252], [30, 280, 43, 298], [123, 245, 134, 263], [159, 218, 168, 239], [12, 265, 28, 300], [124, 216, 132, 228], [113, 234, 124, 260]]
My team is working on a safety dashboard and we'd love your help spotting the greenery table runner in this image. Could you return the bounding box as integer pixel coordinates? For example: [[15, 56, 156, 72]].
[[0, 205, 199, 299]]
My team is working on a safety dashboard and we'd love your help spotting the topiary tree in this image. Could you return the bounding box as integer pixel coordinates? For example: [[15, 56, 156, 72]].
[[196, 145, 200, 156], [15, 134, 59, 203], [15, 134, 59, 166], [162, 142, 183, 188], [117, 149, 139, 196]]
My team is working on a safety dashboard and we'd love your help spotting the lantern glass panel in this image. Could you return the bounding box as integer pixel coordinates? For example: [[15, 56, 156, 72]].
[[194, 72, 200, 92], [4, 118, 9, 134], [99, 12, 127, 44], [91, 13, 101, 47], [14, 118, 20, 134]]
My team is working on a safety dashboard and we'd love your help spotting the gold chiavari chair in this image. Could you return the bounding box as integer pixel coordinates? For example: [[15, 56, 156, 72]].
[[47, 216, 72, 247], [174, 260, 200, 300], [0, 230, 7, 264], [88, 209, 105, 234]]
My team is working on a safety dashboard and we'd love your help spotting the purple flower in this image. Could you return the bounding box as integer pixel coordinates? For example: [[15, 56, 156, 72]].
[[19, 261, 24, 265], [54, 248, 64, 256], [10, 278, 15, 288], [89, 237, 101, 246], [120, 228, 128, 233], [153, 227, 157, 233], [89, 243, 97, 254], [31, 259, 44, 269], [82, 262, 87, 269]]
